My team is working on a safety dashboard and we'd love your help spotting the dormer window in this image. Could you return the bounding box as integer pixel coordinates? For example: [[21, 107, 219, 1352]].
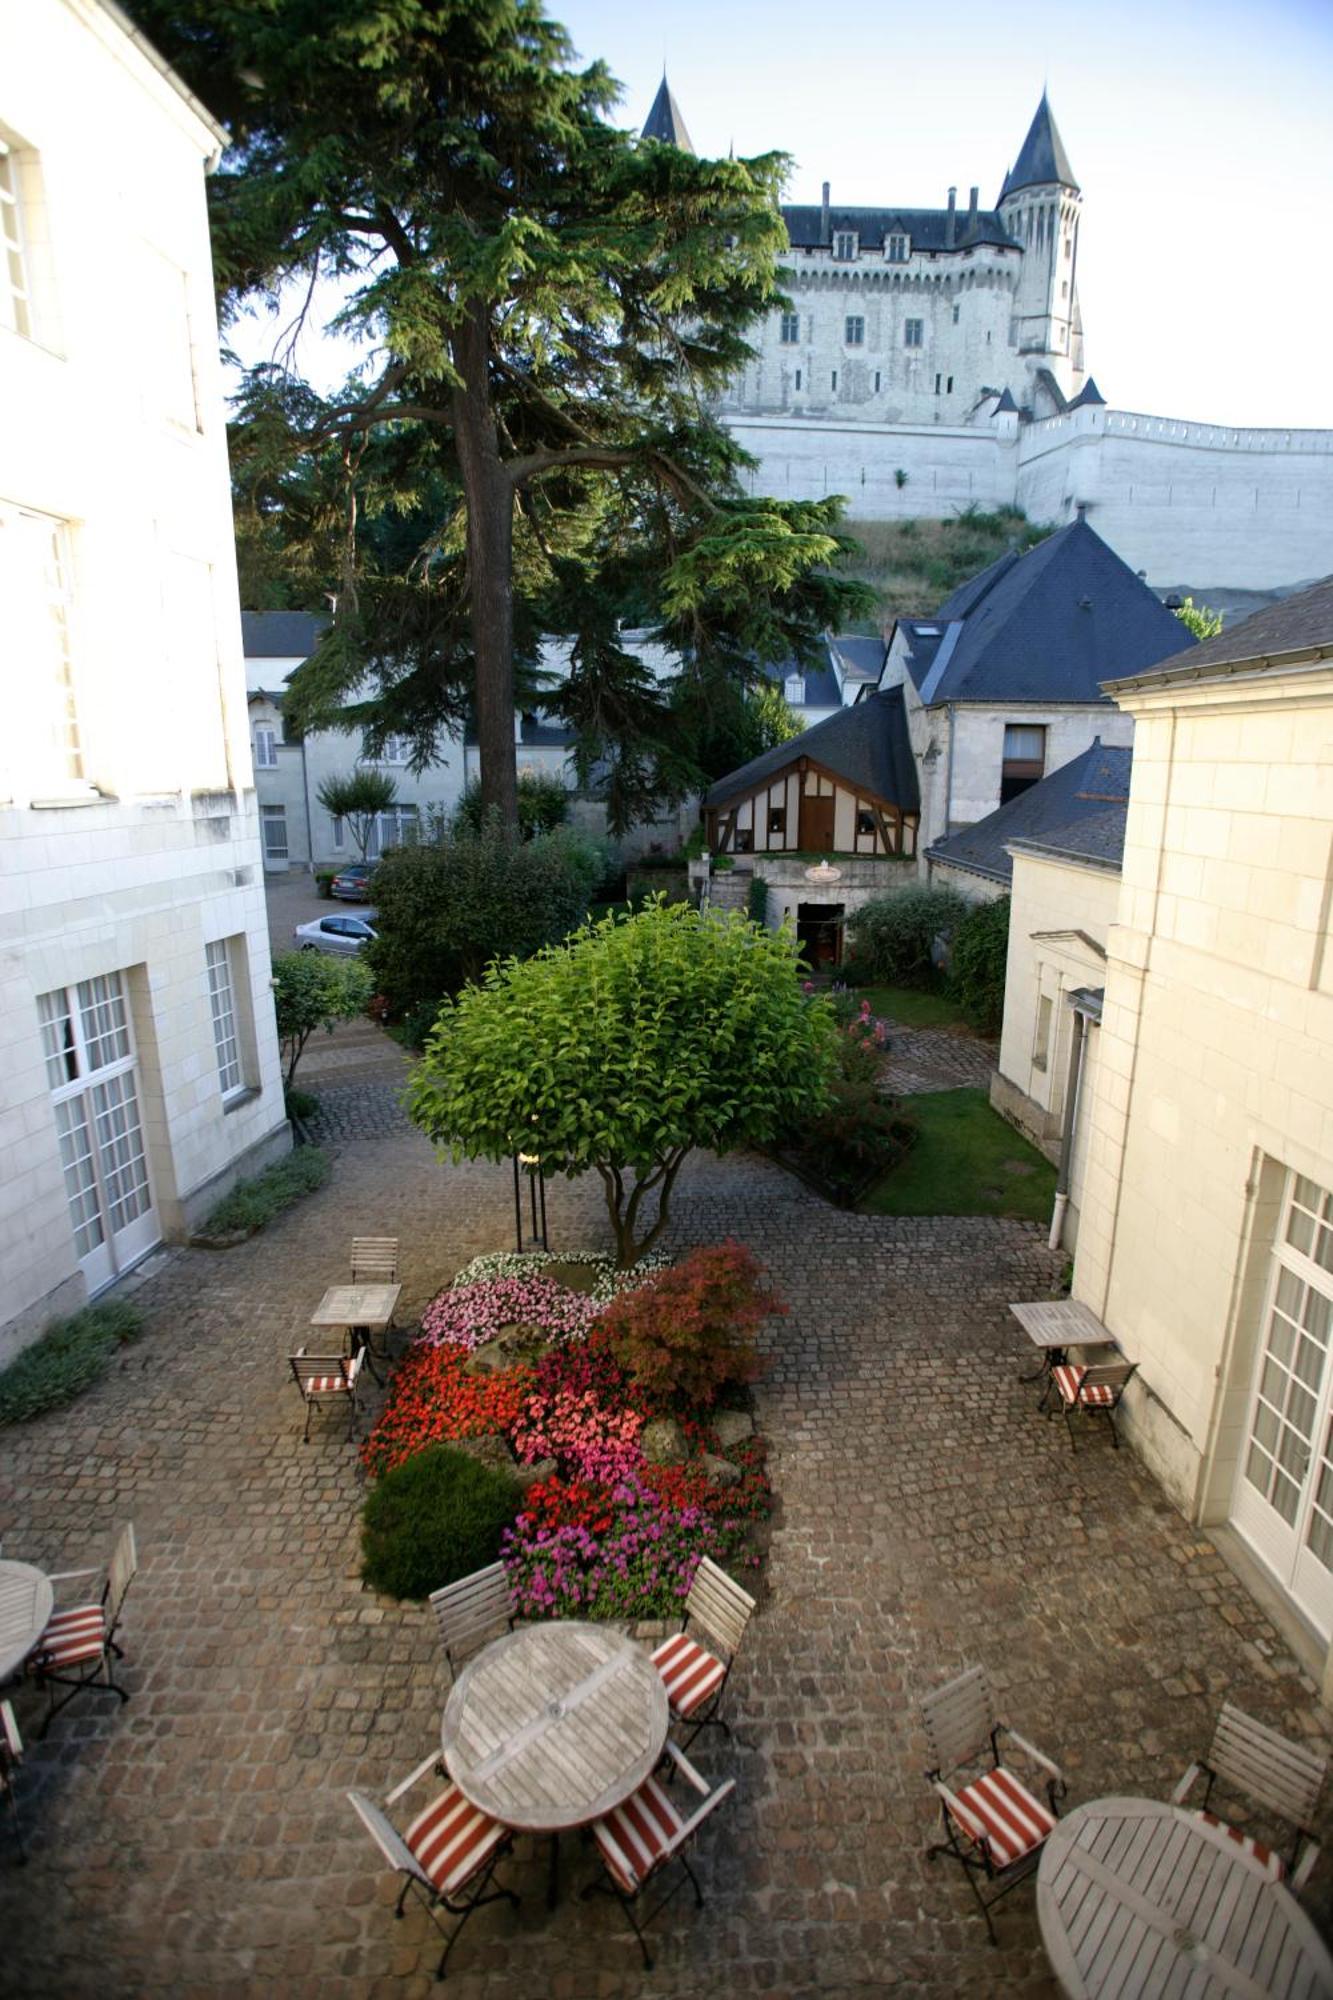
[[886, 233, 909, 263], [785, 674, 805, 705], [833, 231, 857, 262]]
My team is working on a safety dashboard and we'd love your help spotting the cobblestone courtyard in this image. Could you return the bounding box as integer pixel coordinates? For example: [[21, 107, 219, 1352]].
[[2, 1043, 1331, 1998]]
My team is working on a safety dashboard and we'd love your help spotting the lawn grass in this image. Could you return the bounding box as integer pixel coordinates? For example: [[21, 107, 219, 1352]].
[[852, 982, 971, 1031], [859, 1086, 1057, 1221]]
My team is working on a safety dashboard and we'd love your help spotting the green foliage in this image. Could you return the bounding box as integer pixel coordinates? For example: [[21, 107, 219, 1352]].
[[846, 886, 969, 986], [858, 1087, 1055, 1221], [1173, 596, 1225, 640], [453, 772, 571, 840], [0, 1302, 144, 1426], [271, 950, 374, 1086], [598, 1242, 778, 1411], [839, 508, 1053, 625], [666, 674, 804, 789], [365, 817, 605, 1020], [948, 896, 1011, 1034], [315, 870, 336, 898], [747, 874, 769, 926], [314, 771, 400, 862], [197, 1148, 330, 1239], [284, 1086, 320, 1122], [133, 0, 873, 834], [785, 1081, 917, 1205], [361, 1444, 522, 1601], [408, 899, 841, 1262]]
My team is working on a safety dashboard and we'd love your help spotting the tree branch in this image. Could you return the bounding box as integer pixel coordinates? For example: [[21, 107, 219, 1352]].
[[507, 443, 717, 514]]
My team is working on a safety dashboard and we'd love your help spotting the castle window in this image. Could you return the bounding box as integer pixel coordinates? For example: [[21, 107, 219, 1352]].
[[830, 369, 838, 391], [952, 303, 960, 324], [935, 373, 942, 394], [947, 376, 953, 393], [1065, 237, 1072, 259], [886, 234, 908, 263], [1001, 723, 1047, 803], [833, 231, 857, 262], [794, 368, 801, 390], [779, 311, 800, 344], [904, 319, 923, 348], [844, 315, 864, 346], [1061, 281, 1068, 299], [874, 371, 880, 392]]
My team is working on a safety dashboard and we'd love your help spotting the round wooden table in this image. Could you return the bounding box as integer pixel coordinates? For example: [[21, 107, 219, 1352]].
[[1037, 1795, 1333, 1998], [0, 1560, 53, 1682], [442, 1622, 669, 1905]]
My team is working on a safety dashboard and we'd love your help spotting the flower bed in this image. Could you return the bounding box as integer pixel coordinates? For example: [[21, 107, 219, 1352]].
[[361, 1246, 776, 1614]]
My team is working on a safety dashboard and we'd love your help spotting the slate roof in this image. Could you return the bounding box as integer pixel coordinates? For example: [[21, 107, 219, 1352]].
[[993, 388, 1019, 414], [704, 687, 918, 812], [1000, 93, 1078, 198], [782, 205, 1017, 253], [1068, 376, 1106, 409], [829, 634, 887, 682], [241, 610, 326, 659], [641, 76, 694, 153], [1103, 574, 1333, 690], [897, 518, 1194, 707], [928, 740, 1131, 885], [760, 657, 842, 709]]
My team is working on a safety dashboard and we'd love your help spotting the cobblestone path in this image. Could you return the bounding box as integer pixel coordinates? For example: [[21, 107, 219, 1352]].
[[1, 1102, 1330, 1997], [881, 1021, 998, 1096]]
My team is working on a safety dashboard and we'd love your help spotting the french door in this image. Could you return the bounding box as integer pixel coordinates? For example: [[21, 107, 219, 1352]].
[[1232, 1173, 1333, 1637], [38, 972, 158, 1293]]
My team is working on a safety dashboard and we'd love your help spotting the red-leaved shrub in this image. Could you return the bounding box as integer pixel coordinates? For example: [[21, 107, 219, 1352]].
[[595, 1240, 782, 1411]]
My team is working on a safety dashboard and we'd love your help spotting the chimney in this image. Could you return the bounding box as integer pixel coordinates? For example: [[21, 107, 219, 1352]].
[[946, 186, 956, 248], [968, 185, 979, 226], [820, 182, 830, 246]]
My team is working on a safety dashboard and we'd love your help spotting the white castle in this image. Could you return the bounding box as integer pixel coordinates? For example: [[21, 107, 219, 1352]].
[[642, 81, 1333, 591]]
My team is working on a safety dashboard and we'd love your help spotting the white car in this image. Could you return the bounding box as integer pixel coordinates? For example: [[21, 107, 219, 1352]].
[[294, 908, 378, 956]]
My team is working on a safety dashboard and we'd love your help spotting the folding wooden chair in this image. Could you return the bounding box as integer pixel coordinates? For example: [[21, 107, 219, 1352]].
[[428, 1564, 516, 1682], [584, 1740, 735, 1970], [922, 1663, 1065, 1944], [651, 1555, 755, 1746], [1172, 1701, 1327, 1888], [351, 1236, 399, 1284], [1042, 1357, 1138, 1449], [28, 1523, 138, 1737], [289, 1348, 364, 1442], [348, 1752, 518, 1978], [1, 1701, 24, 1860]]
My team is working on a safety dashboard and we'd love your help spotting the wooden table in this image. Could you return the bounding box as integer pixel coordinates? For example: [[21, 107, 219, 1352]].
[[442, 1622, 669, 1905], [1010, 1299, 1116, 1382], [310, 1282, 402, 1381], [0, 1560, 53, 1682], [1036, 1795, 1333, 1999]]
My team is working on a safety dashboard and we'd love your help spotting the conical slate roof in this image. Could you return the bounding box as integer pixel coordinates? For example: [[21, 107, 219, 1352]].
[[641, 75, 694, 153], [1001, 92, 1078, 197], [1068, 376, 1106, 409]]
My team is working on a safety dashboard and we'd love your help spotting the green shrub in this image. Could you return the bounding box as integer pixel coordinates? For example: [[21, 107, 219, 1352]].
[[746, 875, 769, 925], [597, 1242, 779, 1412], [284, 1086, 319, 1122], [198, 1147, 329, 1238], [315, 870, 336, 898], [846, 885, 969, 986], [365, 814, 606, 1018], [361, 1444, 522, 1600], [0, 1301, 144, 1426], [948, 896, 1011, 1033], [453, 771, 571, 841], [785, 1080, 917, 1204]]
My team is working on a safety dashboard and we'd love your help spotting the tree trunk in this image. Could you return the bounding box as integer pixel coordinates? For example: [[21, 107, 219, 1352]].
[[452, 302, 519, 839]]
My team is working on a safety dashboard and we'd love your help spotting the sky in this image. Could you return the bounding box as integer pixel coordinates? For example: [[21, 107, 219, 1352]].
[[231, 0, 1333, 430]]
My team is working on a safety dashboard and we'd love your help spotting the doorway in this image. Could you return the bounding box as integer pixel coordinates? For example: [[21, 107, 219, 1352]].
[[799, 794, 835, 852], [796, 903, 844, 970]]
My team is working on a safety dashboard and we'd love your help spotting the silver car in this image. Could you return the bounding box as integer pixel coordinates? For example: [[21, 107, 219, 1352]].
[[293, 908, 378, 956]]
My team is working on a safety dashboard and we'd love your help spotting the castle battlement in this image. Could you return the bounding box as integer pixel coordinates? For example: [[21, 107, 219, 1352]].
[[1023, 407, 1333, 458]]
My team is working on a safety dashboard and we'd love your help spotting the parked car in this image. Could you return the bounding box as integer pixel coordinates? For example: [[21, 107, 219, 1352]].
[[330, 862, 376, 900], [294, 910, 377, 956]]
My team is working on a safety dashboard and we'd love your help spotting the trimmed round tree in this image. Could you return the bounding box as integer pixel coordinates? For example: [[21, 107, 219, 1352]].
[[407, 900, 840, 1264]]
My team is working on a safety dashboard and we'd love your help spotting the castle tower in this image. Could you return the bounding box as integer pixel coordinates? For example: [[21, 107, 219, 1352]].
[[641, 73, 694, 153], [998, 93, 1084, 407]]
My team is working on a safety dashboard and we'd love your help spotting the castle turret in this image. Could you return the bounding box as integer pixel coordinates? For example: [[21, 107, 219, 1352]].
[[998, 93, 1084, 407], [641, 73, 694, 153]]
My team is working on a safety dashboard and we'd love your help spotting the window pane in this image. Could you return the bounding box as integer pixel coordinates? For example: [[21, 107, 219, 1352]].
[[37, 988, 78, 1089], [205, 939, 242, 1095], [76, 973, 130, 1073], [0, 144, 32, 339], [1003, 725, 1047, 762], [91, 1072, 151, 1233], [54, 1096, 104, 1258], [260, 805, 288, 861]]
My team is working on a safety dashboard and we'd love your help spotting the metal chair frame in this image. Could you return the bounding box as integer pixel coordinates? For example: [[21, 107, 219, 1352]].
[[1041, 1358, 1138, 1450], [428, 1564, 515, 1682], [1171, 1700, 1327, 1889], [922, 1664, 1066, 1945], [30, 1523, 138, 1737], [583, 1740, 735, 1971], [1, 1701, 24, 1862], [347, 1752, 517, 1979], [663, 1555, 756, 1747], [289, 1347, 364, 1442]]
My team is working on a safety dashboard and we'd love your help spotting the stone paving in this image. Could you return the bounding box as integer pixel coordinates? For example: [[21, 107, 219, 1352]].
[[1, 1073, 1332, 1998], [880, 1020, 999, 1097]]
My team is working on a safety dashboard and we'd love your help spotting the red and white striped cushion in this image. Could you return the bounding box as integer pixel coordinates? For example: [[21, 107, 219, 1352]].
[[1194, 1811, 1285, 1882], [652, 1633, 726, 1718], [595, 1775, 685, 1893], [305, 1373, 351, 1395], [405, 1785, 506, 1899], [1051, 1364, 1114, 1408], [949, 1765, 1055, 1870], [35, 1603, 106, 1671]]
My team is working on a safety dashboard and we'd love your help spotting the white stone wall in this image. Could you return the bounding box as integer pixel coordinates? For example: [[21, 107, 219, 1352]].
[[1072, 663, 1333, 1614], [730, 414, 1020, 516], [0, 1, 288, 1347]]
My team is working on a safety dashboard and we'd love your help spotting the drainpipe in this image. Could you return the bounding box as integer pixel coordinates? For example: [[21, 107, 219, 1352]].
[[941, 703, 956, 841], [1049, 1006, 1088, 1250], [300, 731, 315, 873]]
